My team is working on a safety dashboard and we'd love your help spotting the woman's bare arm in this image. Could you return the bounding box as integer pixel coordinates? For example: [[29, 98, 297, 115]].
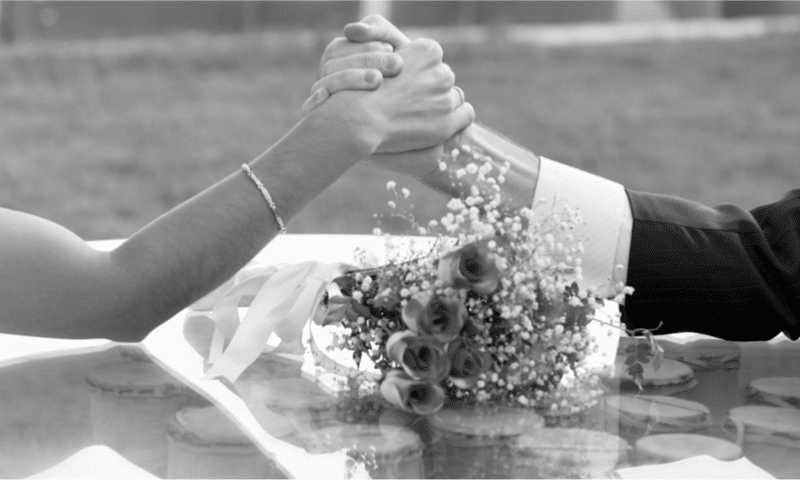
[[0, 39, 474, 342]]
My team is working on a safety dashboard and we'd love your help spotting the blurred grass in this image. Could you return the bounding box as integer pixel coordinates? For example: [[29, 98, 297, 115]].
[[0, 30, 799, 240]]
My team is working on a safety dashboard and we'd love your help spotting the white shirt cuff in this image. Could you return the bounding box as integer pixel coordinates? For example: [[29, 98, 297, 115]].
[[531, 157, 633, 298]]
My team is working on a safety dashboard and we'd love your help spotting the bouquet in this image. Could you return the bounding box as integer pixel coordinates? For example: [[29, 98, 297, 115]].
[[311, 135, 656, 423]]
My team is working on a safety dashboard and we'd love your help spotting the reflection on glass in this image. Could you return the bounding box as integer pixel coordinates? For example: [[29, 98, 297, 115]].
[[3, 273, 800, 479], [85, 355, 193, 477], [167, 405, 281, 479]]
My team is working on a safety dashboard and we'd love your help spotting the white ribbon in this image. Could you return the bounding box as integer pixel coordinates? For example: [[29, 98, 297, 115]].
[[202, 261, 349, 383]]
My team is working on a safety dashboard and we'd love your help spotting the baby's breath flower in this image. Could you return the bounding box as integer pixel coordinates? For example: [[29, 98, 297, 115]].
[[342, 142, 613, 419], [447, 198, 464, 211]]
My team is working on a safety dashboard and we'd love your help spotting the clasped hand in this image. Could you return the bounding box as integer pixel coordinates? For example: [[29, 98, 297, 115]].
[[305, 15, 474, 174]]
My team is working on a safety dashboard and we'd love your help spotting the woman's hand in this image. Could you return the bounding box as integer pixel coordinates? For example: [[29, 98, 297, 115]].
[[310, 34, 474, 157], [303, 17, 415, 116], [301, 39, 404, 116]]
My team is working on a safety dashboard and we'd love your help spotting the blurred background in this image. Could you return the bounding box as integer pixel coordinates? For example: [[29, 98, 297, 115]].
[[0, 0, 798, 240]]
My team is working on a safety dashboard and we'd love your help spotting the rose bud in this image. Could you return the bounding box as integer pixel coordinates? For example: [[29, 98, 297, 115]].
[[401, 291, 466, 344], [380, 369, 445, 415], [312, 282, 350, 326], [438, 241, 500, 295], [386, 330, 451, 382], [447, 337, 493, 389]]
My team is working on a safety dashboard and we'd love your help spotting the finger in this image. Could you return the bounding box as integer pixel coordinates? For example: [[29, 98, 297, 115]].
[[323, 38, 394, 62], [309, 68, 383, 101], [446, 102, 477, 137], [449, 86, 466, 111], [344, 14, 411, 48], [320, 38, 393, 77], [320, 52, 403, 79], [301, 87, 331, 116]]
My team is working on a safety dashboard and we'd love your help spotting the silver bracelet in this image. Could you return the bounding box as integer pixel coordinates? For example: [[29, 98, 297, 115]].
[[241, 163, 287, 234]]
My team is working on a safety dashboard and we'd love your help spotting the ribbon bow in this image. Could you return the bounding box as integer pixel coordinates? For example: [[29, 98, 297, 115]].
[[200, 261, 349, 383]]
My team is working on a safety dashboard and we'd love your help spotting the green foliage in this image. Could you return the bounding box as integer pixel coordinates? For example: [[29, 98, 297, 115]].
[[0, 31, 799, 238], [623, 326, 665, 390]]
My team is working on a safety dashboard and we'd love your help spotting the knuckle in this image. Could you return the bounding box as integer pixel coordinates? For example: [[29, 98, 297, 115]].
[[442, 65, 455, 86], [349, 69, 367, 85], [466, 103, 476, 120], [320, 61, 334, 78], [324, 37, 347, 57], [415, 38, 443, 59], [364, 41, 386, 53], [449, 93, 460, 111], [366, 52, 386, 69], [310, 77, 324, 94], [431, 64, 454, 87]]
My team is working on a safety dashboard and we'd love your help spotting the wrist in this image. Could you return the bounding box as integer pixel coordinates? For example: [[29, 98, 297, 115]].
[[420, 124, 541, 210], [307, 92, 382, 160]]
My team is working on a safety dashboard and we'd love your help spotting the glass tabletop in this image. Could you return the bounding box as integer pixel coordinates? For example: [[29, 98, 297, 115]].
[[2, 235, 798, 479]]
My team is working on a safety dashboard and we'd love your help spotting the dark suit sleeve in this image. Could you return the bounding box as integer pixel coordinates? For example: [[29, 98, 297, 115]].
[[621, 189, 800, 341]]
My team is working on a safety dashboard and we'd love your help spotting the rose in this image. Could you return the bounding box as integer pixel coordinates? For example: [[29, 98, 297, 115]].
[[379, 369, 445, 415], [447, 337, 493, 389], [401, 291, 466, 343], [386, 330, 450, 381], [312, 290, 349, 327], [438, 240, 499, 295]]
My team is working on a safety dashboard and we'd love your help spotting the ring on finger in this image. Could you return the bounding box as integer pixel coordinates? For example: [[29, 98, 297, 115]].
[[453, 86, 466, 108]]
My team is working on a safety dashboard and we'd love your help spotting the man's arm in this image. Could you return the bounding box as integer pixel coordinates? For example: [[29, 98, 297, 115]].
[[325, 15, 631, 296], [623, 189, 800, 341], [0, 38, 474, 342], [328, 15, 799, 342]]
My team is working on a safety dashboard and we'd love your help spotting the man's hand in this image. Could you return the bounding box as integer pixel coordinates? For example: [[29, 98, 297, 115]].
[[316, 15, 472, 178], [311, 32, 474, 157]]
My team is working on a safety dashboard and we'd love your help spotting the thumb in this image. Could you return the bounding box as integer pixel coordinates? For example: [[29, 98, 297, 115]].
[[344, 15, 411, 48]]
